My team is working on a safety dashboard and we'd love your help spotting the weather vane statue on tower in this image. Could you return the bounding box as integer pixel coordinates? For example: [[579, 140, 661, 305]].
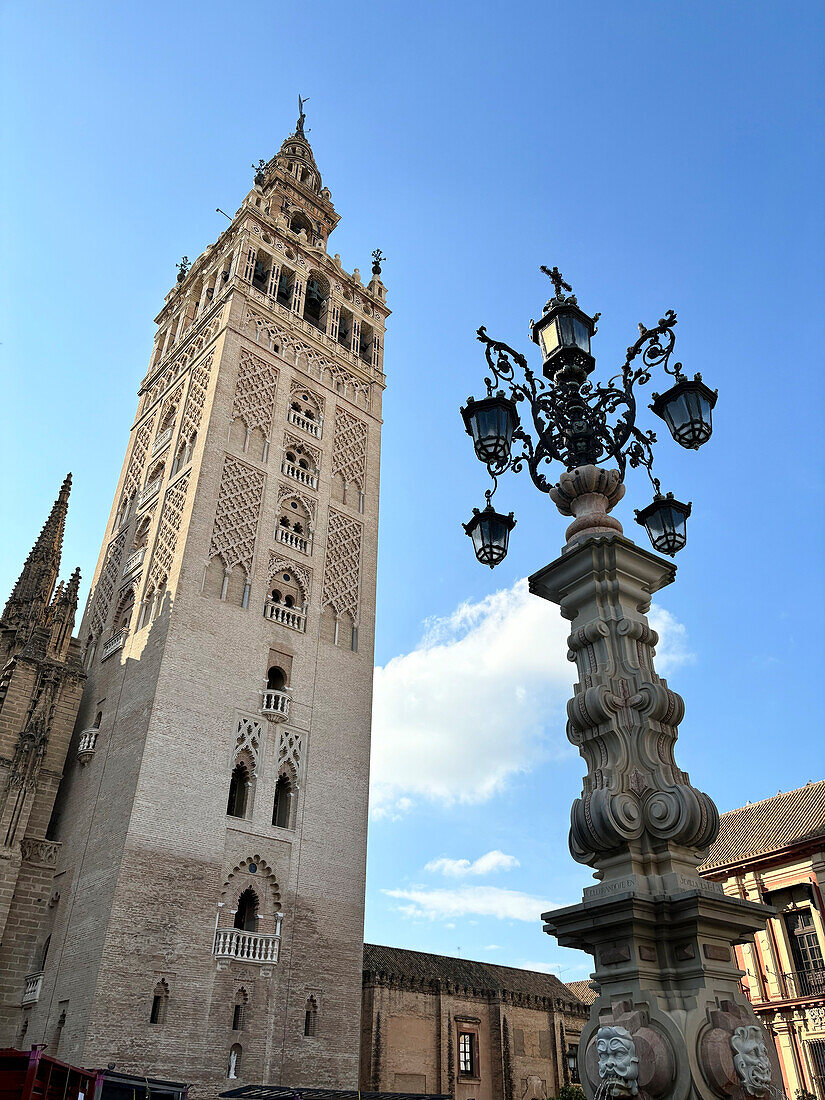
[[297, 94, 309, 135]]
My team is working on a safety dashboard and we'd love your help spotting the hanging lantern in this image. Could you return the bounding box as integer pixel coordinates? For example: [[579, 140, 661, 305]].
[[650, 373, 717, 450], [461, 393, 520, 467], [463, 503, 516, 568], [635, 493, 692, 556]]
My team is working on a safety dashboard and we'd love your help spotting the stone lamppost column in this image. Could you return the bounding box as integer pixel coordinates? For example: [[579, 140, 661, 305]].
[[535, 466, 781, 1100]]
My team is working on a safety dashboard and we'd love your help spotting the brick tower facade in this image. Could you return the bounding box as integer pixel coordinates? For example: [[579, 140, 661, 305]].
[[5, 109, 388, 1090], [0, 477, 85, 1046]]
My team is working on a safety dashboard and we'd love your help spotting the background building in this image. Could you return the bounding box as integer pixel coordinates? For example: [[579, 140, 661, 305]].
[[1, 109, 389, 1092], [360, 943, 589, 1100], [0, 479, 84, 1045], [700, 781, 825, 1100]]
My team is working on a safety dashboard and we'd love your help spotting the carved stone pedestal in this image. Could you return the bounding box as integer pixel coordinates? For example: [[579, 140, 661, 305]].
[[532, 468, 781, 1100]]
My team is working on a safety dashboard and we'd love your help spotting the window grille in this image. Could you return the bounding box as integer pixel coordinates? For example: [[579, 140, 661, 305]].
[[243, 247, 257, 283]]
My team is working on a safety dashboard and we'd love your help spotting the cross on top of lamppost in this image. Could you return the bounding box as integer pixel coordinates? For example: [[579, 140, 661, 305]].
[[460, 266, 718, 565], [540, 264, 573, 298]]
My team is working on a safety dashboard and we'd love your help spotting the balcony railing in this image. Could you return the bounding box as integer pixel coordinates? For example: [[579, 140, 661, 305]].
[[281, 461, 318, 490], [276, 526, 310, 554], [260, 687, 290, 721], [138, 478, 162, 507], [21, 972, 43, 1006], [100, 629, 127, 662], [264, 600, 306, 633], [77, 729, 98, 765], [151, 426, 174, 455], [782, 968, 825, 999], [213, 927, 280, 963], [122, 547, 146, 576], [287, 408, 322, 438]]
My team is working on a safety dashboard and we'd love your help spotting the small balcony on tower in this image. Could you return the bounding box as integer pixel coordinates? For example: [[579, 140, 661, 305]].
[[259, 664, 292, 720], [21, 972, 43, 1006], [281, 442, 318, 491]]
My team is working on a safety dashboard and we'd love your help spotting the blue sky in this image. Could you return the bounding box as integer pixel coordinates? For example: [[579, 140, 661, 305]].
[[2, 2, 824, 982]]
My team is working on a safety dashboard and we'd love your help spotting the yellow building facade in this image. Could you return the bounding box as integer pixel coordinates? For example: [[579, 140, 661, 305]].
[[701, 781, 825, 1100]]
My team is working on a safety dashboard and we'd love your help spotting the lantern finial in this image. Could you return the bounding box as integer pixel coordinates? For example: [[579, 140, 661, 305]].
[[541, 265, 572, 299]]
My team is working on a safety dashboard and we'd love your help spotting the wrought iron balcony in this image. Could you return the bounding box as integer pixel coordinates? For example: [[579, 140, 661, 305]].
[[264, 600, 306, 633], [151, 426, 174, 455], [281, 460, 318, 489], [276, 526, 310, 554], [122, 547, 145, 576], [287, 408, 322, 438], [213, 927, 280, 964], [782, 968, 825, 999], [100, 629, 127, 662], [21, 972, 43, 1006], [77, 729, 98, 765], [138, 478, 162, 507], [260, 687, 290, 721]]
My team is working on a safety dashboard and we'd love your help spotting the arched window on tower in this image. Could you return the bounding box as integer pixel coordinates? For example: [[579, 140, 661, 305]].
[[226, 761, 250, 819], [304, 996, 318, 1037], [276, 266, 295, 308], [289, 211, 312, 239], [303, 273, 329, 332], [150, 980, 169, 1025], [272, 774, 293, 829], [233, 887, 259, 931], [112, 586, 135, 637], [232, 988, 248, 1031], [267, 666, 287, 692]]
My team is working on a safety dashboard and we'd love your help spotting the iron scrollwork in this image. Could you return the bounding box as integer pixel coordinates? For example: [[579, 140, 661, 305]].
[[475, 290, 682, 498]]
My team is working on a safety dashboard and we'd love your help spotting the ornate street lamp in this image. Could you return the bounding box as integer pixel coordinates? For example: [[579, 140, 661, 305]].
[[461, 265, 715, 561], [458, 268, 782, 1100]]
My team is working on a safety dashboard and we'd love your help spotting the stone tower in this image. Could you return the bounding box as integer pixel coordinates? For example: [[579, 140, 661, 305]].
[[0, 476, 85, 1045], [9, 109, 388, 1090]]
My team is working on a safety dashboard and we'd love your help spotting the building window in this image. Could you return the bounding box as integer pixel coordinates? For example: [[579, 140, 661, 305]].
[[304, 996, 318, 1037], [150, 980, 169, 1025], [234, 888, 259, 932], [272, 774, 293, 829], [226, 762, 250, 818], [784, 909, 825, 995], [232, 988, 248, 1031], [458, 1031, 476, 1077]]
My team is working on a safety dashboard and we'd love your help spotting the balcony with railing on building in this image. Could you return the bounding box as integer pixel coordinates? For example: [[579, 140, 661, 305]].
[[21, 972, 43, 1006], [287, 389, 323, 439], [214, 885, 283, 964], [77, 712, 102, 765], [281, 443, 318, 490], [101, 586, 135, 662], [782, 967, 825, 999], [260, 664, 291, 721], [264, 565, 307, 632]]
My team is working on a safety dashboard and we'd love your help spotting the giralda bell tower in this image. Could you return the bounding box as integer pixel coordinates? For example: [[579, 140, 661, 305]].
[[21, 105, 388, 1089]]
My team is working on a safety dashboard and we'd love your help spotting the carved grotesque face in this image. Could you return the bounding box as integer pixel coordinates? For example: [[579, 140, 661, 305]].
[[596, 1026, 639, 1095], [731, 1026, 772, 1096]]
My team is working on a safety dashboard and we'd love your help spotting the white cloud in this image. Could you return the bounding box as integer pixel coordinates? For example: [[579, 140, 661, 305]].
[[485, 944, 502, 950], [425, 850, 520, 877], [371, 578, 691, 817], [382, 884, 558, 923]]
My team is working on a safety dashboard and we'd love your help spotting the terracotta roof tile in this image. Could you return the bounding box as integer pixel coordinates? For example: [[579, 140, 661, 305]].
[[700, 780, 825, 871], [565, 979, 598, 1005], [363, 943, 588, 1005]]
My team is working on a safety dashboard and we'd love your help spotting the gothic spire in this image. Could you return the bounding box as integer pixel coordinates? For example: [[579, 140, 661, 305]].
[[2, 473, 72, 635]]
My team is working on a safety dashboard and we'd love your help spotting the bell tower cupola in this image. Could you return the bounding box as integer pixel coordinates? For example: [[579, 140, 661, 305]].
[[253, 96, 339, 250]]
